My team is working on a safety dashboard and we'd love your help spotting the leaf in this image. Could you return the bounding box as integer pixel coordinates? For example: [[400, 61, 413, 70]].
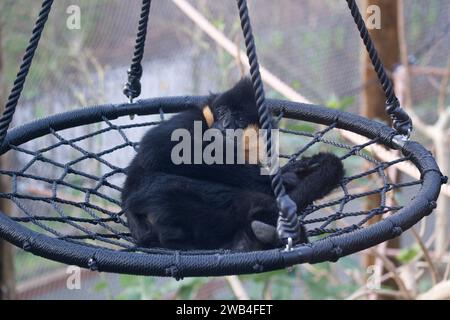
[[291, 80, 301, 90], [212, 19, 225, 31], [119, 274, 140, 288], [93, 280, 108, 292], [397, 244, 420, 263], [326, 95, 354, 110], [285, 121, 317, 134], [176, 278, 209, 299], [116, 288, 142, 300]]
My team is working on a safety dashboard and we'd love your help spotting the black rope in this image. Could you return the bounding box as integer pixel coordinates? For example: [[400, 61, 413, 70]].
[[236, 0, 302, 246], [0, 0, 54, 147], [346, 0, 413, 138], [123, 0, 152, 102]]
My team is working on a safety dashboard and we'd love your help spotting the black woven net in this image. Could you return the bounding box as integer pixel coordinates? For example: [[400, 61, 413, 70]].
[[0, 108, 422, 254]]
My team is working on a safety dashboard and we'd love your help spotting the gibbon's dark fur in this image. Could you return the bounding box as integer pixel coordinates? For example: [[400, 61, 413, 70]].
[[122, 78, 344, 250]]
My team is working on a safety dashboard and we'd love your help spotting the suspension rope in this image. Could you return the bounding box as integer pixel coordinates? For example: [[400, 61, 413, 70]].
[[346, 0, 413, 138], [236, 0, 303, 247], [123, 0, 152, 103], [0, 0, 54, 147]]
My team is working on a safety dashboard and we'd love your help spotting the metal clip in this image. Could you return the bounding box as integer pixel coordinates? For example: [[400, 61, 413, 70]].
[[392, 134, 409, 150], [285, 237, 293, 252], [129, 98, 135, 120]]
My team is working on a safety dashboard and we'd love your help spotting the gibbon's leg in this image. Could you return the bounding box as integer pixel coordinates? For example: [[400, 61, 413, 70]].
[[282, 153, 344, 210], [249, 153, 344, 245]]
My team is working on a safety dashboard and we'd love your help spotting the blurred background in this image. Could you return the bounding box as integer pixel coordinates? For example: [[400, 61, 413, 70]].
[[0, 0, 449, 300]]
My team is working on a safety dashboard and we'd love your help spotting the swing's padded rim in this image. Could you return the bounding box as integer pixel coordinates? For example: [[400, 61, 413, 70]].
[[0, 97, 443, 277]]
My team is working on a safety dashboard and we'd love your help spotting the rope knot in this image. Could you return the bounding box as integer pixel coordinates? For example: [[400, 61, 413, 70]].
[[23, 240, 32, 251], [330, 245, 343, 262], [391, 226, 403, 237], [165, 266, 182, 280], [88, 257, 99, 271], [252, 263, 264, 272], [123, 66, 143, 101], [385, 99, 412, 138]]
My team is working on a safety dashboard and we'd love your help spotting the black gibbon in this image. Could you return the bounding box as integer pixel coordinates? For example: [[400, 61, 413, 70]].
[[122, 78, 344, 250]]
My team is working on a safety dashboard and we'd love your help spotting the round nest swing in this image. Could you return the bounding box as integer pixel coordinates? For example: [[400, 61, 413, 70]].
[[0, 0, 445, 278]]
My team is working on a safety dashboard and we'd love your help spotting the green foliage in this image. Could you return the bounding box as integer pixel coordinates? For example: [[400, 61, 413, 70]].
[[290, 80, 302, 91], [241, 269, 297, 299], [333, 26, 346, 51], [34, 104, 46, 119], [426, 4, 439, 24], [284, 120, 317, 134], [325, 95, 354, 111], [410, 2, 423, 44], [14, 251, 63, 282], [92, 256, 361, 300], [175, 278, 212, 299], [397, 244, 420, 264], [271, 31, 284, 49], [115, 276, 160, 300], [212, 19, 225, 32], [0, 0, 117, 99], [93, 279, 109, 293], [300, 266, 336, 299], [93, 274, 213, 300]]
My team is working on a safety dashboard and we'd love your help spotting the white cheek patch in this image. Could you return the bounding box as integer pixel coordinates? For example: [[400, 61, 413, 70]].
[[202, 106, 215, 128]]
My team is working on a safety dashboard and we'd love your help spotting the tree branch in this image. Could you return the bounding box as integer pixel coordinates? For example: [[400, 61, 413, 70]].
[[410, 228, 438, 285], [437, 55, 450, 113], [417, 280, 450, 300], [225, 276, 249, 300], [171, 0, 311, 104]]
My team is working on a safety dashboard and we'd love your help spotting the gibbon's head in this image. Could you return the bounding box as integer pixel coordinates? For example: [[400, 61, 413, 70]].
[[202, 78, 264, 163], [202, 77, 260, 132]]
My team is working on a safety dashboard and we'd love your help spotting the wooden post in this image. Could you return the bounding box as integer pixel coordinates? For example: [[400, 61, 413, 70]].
[[361, 0, 401, 282], [0, 22, 16, 300]]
